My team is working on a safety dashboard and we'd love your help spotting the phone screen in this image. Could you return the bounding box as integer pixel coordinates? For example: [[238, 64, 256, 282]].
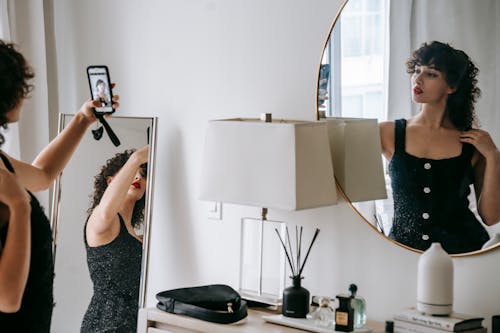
[[87, 65, 114, 114]]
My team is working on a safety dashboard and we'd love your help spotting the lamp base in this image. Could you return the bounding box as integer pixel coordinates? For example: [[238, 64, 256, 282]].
[[239, 289, 282, 308], [239, 216, 287, 309]]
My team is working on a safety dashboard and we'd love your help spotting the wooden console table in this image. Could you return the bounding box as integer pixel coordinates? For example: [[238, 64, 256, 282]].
[[138, 307, 384, 333]]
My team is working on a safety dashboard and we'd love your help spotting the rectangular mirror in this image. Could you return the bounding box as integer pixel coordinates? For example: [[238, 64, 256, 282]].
[[49, 114, 157, 332]]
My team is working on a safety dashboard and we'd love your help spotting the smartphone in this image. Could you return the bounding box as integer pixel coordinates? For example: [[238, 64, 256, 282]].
[[87, 65, 115, 114]]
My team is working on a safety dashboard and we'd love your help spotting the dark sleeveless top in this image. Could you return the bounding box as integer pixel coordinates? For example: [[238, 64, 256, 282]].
[[388, 119, 490, 254], [0, 152, 54, 332], [81, 213, 142, 333]]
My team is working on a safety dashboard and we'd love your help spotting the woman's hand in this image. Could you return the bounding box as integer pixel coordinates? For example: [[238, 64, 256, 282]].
[[460, 129, 498, 160], [132, 145, 149, 165], [78, 83, 120, 124]]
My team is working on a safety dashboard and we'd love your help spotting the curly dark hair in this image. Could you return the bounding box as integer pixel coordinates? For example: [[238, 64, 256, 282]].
[[87, 149, 148, 228], [0, 40, 35, 127], [406, 41, 481, 131]]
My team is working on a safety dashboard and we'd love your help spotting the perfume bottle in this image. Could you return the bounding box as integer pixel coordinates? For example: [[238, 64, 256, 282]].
[[385, 320, 394, 333], [335, 294, 354, 332], [349, 283, 367, 329], [309, 297, 335, 328]]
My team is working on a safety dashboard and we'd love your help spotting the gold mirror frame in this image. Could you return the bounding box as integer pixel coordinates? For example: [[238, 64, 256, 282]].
[[316, 0, 500, 257]]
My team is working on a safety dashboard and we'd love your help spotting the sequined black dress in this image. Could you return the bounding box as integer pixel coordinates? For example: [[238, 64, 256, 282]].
[[0, 152, 54, 332], [388, 119, 490, 254], [81, 213, 142, 333]]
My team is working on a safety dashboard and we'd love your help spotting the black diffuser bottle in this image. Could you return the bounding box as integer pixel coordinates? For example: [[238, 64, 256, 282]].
[[275, 226, 320, 319], [282, 275, 310, 318]]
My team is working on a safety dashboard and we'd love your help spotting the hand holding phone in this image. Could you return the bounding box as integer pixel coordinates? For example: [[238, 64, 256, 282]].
[[86, 65, 120, 146], [87, 65, 115, 115]]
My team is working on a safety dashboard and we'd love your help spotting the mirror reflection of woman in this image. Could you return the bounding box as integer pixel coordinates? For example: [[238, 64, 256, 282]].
[[380, 41, 500, 254], [0, 40, 119, 331], [95, 79, 111, 106], [81, 146, 148, 333]]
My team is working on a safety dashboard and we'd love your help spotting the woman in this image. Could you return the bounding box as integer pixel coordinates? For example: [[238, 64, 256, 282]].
[[0, 39, 119, 331], [81, 146, 149, 333], [380, 41, 500, 254]]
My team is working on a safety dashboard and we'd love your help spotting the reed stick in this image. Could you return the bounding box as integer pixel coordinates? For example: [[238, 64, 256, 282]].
[[275, 226, 320, 278], [298, 228, 320, 276], [275, 228, 296, 275], [285, 226, 296, 275]]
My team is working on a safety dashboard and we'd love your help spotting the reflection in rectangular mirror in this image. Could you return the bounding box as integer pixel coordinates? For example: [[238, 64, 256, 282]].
[[50, 114, 157, 332]]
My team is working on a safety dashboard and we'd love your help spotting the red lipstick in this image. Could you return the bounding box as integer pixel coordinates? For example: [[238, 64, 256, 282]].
[[132, 181, 140, 189]]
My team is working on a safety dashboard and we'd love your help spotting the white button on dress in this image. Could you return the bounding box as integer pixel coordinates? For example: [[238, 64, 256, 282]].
[[423, 187, 431, 193], [422, 234, 430, 240], [422, 213, 430, 219], [424, 162, 431, 170]]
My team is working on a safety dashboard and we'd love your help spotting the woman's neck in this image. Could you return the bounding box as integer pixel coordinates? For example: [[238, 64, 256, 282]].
[[415, 103, 454, 129]]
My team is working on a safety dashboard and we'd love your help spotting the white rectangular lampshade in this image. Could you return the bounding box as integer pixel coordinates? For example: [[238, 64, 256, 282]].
[[199, 118, 337, 210], [324, 117, 387, 202]]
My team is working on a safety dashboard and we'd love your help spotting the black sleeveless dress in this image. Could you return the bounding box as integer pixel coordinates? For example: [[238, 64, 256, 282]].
[[81, 214, 142, 333], [0, 152, 54, 332], [388, 119, 490, 254]]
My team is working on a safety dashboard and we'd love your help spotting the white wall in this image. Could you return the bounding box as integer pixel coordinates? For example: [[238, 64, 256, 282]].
[[51, 0, 500, 330]]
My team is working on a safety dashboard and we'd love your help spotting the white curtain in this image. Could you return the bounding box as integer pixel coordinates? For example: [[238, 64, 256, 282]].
[[0, 0, 21, 159], [0, 0, 11, 47], [386, 0, 498, 145], [0, 0, 52, 207], [385, 0, 413, 121]]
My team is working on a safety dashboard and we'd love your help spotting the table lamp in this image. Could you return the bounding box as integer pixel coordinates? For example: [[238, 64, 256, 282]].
[[323, 117, 387, 202], [199, 115, 337, 305]]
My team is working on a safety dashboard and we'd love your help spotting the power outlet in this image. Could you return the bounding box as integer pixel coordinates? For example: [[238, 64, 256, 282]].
[[207, 202, 222, 220]]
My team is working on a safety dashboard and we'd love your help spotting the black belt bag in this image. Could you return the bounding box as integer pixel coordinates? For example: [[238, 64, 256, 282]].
[[156, 284, 248, 324]]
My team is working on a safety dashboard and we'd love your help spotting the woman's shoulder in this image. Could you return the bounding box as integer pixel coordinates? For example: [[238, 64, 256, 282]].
[[379, 120, 398, 159], [379, 120, 396, 137], [379, 120, 395, 128], [380, 118, 410, 132]]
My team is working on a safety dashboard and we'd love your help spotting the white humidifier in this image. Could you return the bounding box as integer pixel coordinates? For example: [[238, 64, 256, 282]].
[[417, 242, 453, 315]]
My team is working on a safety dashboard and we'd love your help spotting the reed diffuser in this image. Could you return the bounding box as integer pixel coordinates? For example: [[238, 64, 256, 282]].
[[275, 226, 320, 318]]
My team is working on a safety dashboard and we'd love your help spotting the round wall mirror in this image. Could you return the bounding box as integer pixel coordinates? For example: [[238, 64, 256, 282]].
[[318, 0, 500, 256]]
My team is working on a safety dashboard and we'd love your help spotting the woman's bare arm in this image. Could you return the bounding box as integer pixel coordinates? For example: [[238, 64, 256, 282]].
[[0, 170, 31, 312], [7, 97, 119, 192], [379, 121, 395, 161], [461, 129, 500, 225], [86, 146, 149, 245]]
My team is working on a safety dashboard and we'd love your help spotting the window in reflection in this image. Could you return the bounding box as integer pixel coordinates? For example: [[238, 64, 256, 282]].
[[319, 0, 392, 235], [320, 0, 387, 120]]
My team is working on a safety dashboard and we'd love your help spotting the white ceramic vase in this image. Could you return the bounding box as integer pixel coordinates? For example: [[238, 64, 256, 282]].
[[417, 242, 453, 315]]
